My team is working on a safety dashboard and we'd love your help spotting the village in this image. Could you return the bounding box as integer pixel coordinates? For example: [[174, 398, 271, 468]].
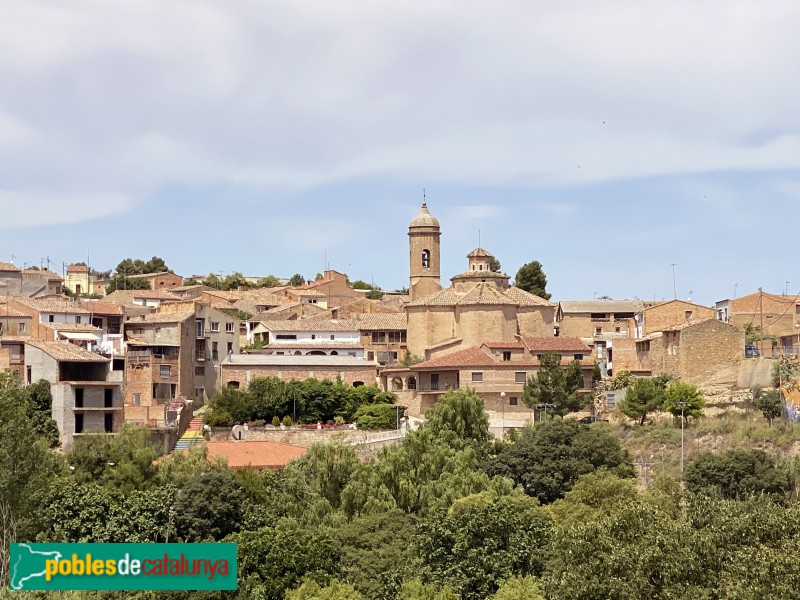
[[0, 202, 793, 465]]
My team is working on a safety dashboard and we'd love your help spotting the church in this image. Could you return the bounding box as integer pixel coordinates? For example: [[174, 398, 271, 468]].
[[405, 202, 556, 359]]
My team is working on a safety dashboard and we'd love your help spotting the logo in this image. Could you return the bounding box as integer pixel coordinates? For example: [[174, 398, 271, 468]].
[[9, 543, 237, 591]]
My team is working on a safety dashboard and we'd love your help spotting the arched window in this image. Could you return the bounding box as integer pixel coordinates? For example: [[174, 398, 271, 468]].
[[407, 376, 417, 390], [353, 381, 364, 388], [330, 350, 338, 355], [392, 376, 403, 391], [421, 249, 430, 269]]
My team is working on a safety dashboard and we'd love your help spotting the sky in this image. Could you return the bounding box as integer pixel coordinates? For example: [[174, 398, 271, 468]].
[[1, 0, 799, 306]]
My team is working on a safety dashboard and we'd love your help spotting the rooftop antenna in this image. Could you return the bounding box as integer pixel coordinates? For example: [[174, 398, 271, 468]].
[[422, 188, 426, 207], [671, 263, 678, 300], [478, 229, 481, 248]]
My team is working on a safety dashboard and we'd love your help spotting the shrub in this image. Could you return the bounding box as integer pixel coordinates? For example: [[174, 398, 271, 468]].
[[282, 415, 293, 427], [204, 409, 233, 427], [355, 403, 398, 430], [272, 416, 281, 427]]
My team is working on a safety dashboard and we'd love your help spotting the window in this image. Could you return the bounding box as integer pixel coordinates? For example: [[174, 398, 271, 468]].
[[48, 315, 54, 322], [311, 334, 316, 340], [595, 327, 602, 335], [407, 376, 417, 390], [502, 351, 511, 361], [422, 249, 430, 268], [390, 351, 398, 360], [606, 392, 617, 409], [471, 372, 483, 382], [515, 371, 526, 383], [104, 388, 113, 407], [353, 381, 364, 388], [685, 310, 693, 320], [212, 342, 219, 361], [388, 331, 406, 343], [133, 393, 141, 406], [210, 321, 220, 332], [75, 413, 83, 434], [430, 373, 439, 390], [276, 334, 297, 340], [76, 316, 81, 324], [330, 335, 335, 340], [372, 332, 386, 343], [195, 388, 204, 401], [160, 365, 171, 377], [226, 322, 234, 333], [104, 413, 114, 433], [195, 366, 205, 376], [227, 342, 233, 354], [509, 396, 518, 406], [228, 381, 240, 389], [75, 388, 84, 408], [367, 351, 374, 361], [574, 354, 583, 360], [614, 327, 620, 333]]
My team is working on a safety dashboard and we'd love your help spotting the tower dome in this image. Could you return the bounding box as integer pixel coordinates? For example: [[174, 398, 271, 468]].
[[409, 202, 440, 228]]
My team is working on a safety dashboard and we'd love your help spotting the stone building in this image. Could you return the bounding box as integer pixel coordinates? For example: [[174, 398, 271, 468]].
[[635, 299, 715, 337], [0, 262, 63, 297], [404, 204, 555, 359], [715, 290, 799, 340], [220, 354, 378, 389], [124, 271, 184, 290]]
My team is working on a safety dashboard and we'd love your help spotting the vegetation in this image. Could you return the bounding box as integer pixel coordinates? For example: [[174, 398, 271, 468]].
[[618, 377, 666, 425], [513, 260, 550, 299], [663, 381, 706, 422], [105, 256, 170, 293], [289, 273, 306, 286], [522, 352, 585, 417], [754, 387, 783, 426]]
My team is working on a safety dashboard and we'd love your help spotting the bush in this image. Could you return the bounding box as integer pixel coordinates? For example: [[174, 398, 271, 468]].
[[204, 409, 233, 427], [282, 415, 293, 427], [272, 416, 281, 427], [354, 403, 398, 430]]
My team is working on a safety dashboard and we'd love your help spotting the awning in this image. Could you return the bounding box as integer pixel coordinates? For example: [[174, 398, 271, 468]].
[[59, 332, 101, 341]]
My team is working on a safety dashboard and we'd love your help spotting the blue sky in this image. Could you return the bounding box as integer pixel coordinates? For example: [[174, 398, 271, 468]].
[[1, 1, 799, 306]]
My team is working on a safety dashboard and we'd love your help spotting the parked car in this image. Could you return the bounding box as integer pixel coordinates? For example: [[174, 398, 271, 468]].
[[579, 416, 609, 424], [745, 344, 760, 358]]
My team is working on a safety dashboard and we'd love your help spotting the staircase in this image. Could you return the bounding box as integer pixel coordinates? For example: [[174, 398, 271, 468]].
[[173, 417, 205, 452]]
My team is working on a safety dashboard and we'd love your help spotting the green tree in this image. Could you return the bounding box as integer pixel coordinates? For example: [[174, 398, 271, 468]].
[[513, 261, 550, 299], [289, 274, 306, 286], [522, 353, 585, 417], [663, 381, 705, 423], [399, 580, 459, 600], [755, 388, 783, 426], [334, 510, 420, 599], [618, 377, 666, 425], [286, 580, 363, 600], [486, 419, 634, 504], [354, 402, 398, 430], [492, 577, 544, 600], [106, 256, 170, 293], [488, 256, 501, 273], [174, 469, 244, 541], [25, 379, 59, 447], [547, 470, 638, 528], [230, 526, 340, 600], [424, 388, 489, 445], [221, 271, 248, 291], [350, 280, 373, 290], [417, 490, 553, 600], [609, 369, 634, 390], [257, 275, 282, 287], [684, 449, 789, 499], [365, 288, 385, 300]]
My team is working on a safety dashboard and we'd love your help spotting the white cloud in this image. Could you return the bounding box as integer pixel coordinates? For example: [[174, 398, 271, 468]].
[[0, 191, 133, 229], [0, 0, 798, 223], [449, 205, 508, 220]]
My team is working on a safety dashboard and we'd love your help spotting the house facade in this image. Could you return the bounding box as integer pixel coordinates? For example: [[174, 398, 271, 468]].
[[221, 354, 378, 389]]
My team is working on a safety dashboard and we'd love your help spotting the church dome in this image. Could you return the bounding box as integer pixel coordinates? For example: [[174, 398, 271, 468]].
[[409, 203, 440, 228]]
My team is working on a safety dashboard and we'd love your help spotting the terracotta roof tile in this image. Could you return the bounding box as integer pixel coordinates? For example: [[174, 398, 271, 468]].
[[558, 299, 644, 314], [414, 347, 494, 369], [467, 247, 493, 258], [407, 283, 552, 308], [348, 313, 407, 331], [258, 319, 359, 333], [204, 440, 307, 469], [25, 340, 109, 363], [481, 341, 525, 349], [12, 297, 92, 314], [0, 262, 20, 271], [522, 337, 592, 353]]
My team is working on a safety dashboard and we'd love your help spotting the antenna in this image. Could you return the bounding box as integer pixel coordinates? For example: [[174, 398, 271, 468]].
[[422, 188, 426, 207], [671, 263, 678, 300], [478, 229, 481, 248]]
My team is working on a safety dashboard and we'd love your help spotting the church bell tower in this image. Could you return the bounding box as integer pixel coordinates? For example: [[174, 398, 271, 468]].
[[408, 202, 442, 301]]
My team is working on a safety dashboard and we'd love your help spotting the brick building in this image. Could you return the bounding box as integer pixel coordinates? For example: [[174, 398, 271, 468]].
[[635, 318, 744, 384], [383, 337, 594, 418], [124, 271, 184, 290], [220, 354, 378, 389], [715, 290, 799, 339], [635, 299, 715, 337], [351, 313, 408, 366]]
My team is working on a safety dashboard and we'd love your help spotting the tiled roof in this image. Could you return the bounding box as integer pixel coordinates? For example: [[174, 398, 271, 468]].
[[105, 290, 182, 302], [659, 317, 720, 332], [451, 271, 509, 281], [414, 347, 494, 369], [467, 247, 493, 258], [409, 203, 440, 228], [202, 289, 244, 301], [125, 272, 178, 280], [0, 307, 27, 317], [348, 313, 407, 331], [66, 264, 89, 273], [522, 337, 592, 353], [258, 319, 359, 333], [728, 291, 796, 313], [204, 440, 308, 469], [558, 299, 644, 314], [80, 301, 126, 315], [225, 354, 374, 367], [25, 340, 109, 363], [0, 262, 20, 271], [12, 297, 91, 314], [408, 283, 552, 308], [260, 342, 362, 350]]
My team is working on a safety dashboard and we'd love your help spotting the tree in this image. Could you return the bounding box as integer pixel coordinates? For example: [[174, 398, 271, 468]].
[[289, 274, 306, 286], [25, 379, 59, 446], [488, 256, 501, 273], [365, 288, 384, 300], [492, 577, 544, 600], [547, 470, 638, 529], [424, 388, 489, 445], [334, 510, 420, 599], [286, 580, 363, 600], [663, 381, 705, 423], [684, 449, 789, 499], [522, 353, 585, 417], [618, 377, 666, 425], [486, 419, 634, 504], [174, 469, 244, 541], [106, 256, 171, 293], [609, 369, 634, 390], [417, 490, 553, 600], [257, 275, 282, 287], [513, 261, 550, 299], [350, 280, 373, 290], [755, 388, 783, 426], [399, 580, 459, 600], [354, 402, 398, 430], [230, 526, 340, 600]]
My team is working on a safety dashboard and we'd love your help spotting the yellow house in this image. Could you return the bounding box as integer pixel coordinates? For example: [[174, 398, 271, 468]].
[[64, 264, 95, 296]]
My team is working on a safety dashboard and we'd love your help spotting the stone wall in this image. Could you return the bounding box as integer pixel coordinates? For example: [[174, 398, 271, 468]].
[[221, 364, 378, 388], [643, 301, 714, 335]]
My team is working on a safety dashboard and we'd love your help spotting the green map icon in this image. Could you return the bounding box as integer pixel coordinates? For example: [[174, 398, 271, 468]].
[[10, 543, 63, 590]]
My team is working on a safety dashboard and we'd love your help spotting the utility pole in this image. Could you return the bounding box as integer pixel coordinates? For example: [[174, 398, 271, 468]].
[[675, 401, 691, 484], [759, 287, 764, 340], [671, 264, 678, 300]]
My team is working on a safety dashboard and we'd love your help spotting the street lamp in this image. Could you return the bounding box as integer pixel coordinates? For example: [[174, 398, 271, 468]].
[[500, 392, 506, 439], [674, 401, 691, 482]]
